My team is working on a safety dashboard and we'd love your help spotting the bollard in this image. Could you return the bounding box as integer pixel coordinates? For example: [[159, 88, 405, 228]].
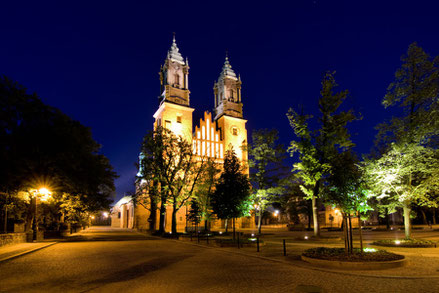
[[283, 239, 286, 256], [206, 234, 209, 244], [257, 237, 260, 252], [237, 233, 240, 249]]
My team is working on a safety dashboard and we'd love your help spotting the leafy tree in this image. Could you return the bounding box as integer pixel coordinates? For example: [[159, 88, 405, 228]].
[[376, 42, 439, 147], [248, 129, 286, 234], [325, 151, 371, 253], [186, 199, 202, 232], [194, 158, 221, 231], [281, 179, 312, 229], [166, 141, 209, 235], [0, 76, 117, 231], [211, 149, 251, 239], [137, 126, 209, 234], [137, 127, 178, 233], [287, 72, 357, 237], [363, 143, 438, 239], [369, 43, 439, 239]]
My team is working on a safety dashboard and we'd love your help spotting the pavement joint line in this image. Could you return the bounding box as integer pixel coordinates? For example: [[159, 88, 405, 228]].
[[165, 237, 439, 280], [0, 242, 58, 263]]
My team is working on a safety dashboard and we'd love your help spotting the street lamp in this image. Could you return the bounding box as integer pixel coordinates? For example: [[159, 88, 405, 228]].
[[31, 187, 51, 242]]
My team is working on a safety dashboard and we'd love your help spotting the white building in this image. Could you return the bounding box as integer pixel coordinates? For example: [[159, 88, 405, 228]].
[[110, 196, 135, 229]]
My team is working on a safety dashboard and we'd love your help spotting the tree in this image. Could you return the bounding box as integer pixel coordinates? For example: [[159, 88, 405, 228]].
[[211, 149, 251, 239], [325, 151, 371, 253], [186, 199, 202, 232], [369, 43, 439, 239], [287, 72, 357, 237], [166, 142, 209, 235], [137, 126, 209, 234], [376, 43, 439, 147], [0, 76, 117, 232], [194, 158, 221, 231], [248, 129, 286, 234], [363, 143, 438, 239]]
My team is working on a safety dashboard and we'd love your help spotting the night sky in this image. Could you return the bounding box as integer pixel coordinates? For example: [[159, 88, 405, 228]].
[[2, 1, 438, 202]]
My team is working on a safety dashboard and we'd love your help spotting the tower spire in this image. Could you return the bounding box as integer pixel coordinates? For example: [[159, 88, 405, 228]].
[[167, 33, 184, 64], [220, 51, 237, 79]]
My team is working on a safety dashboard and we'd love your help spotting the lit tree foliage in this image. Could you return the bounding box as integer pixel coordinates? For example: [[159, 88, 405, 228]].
[[364, 143, 438, 239], [248, 129, 286, 234], [287, 72, 357, 237], [369, 43, 439, 239], [194, 158, 221, 231]]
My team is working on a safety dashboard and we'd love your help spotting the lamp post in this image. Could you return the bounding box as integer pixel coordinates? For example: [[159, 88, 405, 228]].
[[31, 188, 51, 242]]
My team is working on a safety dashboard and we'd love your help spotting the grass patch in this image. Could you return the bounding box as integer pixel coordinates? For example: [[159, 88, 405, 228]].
[[372, 239, 437, 248], [303, 247, 404, 262]]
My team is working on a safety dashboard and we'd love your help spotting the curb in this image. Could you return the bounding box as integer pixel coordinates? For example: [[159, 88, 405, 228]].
[[301, 255, 406, 270], [0, 242, 58, 263], [169, 238, 439, 279]]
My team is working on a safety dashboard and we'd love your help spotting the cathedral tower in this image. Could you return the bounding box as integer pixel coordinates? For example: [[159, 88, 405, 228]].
[[213, 55, 248, 168], [213, 54, 243, 119], [154, 35, 194, 139]]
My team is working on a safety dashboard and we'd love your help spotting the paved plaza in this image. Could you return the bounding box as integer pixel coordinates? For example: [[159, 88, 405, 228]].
[[0, 227, 439, 292]]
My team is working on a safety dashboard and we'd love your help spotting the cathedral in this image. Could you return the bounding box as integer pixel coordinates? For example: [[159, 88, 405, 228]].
[[131, 36, 254, 232]]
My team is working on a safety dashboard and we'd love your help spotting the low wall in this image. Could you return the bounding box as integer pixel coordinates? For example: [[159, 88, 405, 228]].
[[0, 233, 27, 247]]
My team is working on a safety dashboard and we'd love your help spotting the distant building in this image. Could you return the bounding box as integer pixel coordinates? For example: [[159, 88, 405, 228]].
[[110, 196, 134, 229], [135, 36, 253, 232]]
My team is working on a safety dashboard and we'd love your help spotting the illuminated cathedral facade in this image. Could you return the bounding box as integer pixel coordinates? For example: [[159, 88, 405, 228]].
[[133, 36, 253, 232]]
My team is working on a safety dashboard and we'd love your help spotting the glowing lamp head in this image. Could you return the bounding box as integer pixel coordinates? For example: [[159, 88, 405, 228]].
[[103, 212, 109, 218], [395, 240, 401, 245], [38, 187, 52, 201], [219, 231, 222, 235], [304, 236, 308, 240]]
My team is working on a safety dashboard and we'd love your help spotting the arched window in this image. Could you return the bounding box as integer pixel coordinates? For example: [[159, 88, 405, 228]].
[[174, 74, 180, 87]]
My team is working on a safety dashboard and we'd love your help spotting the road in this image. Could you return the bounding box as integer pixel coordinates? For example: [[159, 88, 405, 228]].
[[0, 227, 438, 293]]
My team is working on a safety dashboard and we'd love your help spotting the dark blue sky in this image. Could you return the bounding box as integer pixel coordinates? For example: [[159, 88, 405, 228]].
[[2, 1, 438, 201]]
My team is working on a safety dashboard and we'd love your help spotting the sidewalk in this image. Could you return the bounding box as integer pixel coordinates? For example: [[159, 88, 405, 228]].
[[0, 242, 57, 263], [176, 229, 439, 279], [0, 228, 89, 263]]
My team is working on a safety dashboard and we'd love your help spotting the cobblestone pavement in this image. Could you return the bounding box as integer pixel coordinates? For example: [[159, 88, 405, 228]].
[[0, 227, 438, 293]]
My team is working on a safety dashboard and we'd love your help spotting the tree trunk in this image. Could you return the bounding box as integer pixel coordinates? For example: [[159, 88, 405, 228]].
[[233, 218, 236, 241], [403, 202, 412, 239], [25, 197, 35, 232], [311, 194, 320, 237], [343, 216, 349, 253], [420, 208, 428, 225], [358, 213, 363, 252], [3, 206, 7, 233], [149, 201, 157, 231], [385, 208, 390, 230], [257, 209, 262, 234], [433, 208, 437, 225], [158, 200, 167, 234], [348, 215, 353, 254], [204, 219, 209, 232], [171, 203, 177, 234], [225, 218, 228, 233]]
